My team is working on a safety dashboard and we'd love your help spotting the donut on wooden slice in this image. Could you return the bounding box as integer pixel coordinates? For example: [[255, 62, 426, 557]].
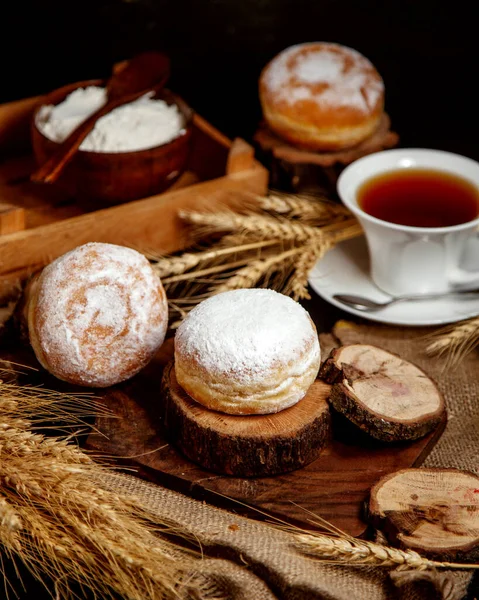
[[174, 289, 321, 416], [368, 468, 479, 562], [319, 344, 445, 442], [259, 42, 385, 151], [160, 361, 332, 477]]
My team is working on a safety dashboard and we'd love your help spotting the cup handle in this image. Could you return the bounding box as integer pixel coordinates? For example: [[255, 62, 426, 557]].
[[448, 269, 479, 288], [448, 235, 479, 288]]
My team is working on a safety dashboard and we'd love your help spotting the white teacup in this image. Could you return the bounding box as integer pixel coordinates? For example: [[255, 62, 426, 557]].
[[337, 148, 479, 296]]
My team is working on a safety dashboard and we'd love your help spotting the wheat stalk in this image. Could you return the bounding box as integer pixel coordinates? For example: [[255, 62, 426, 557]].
[[211, 247, 303, 295], [288, 508, 478, 572], [0, 381, 212, 600], [263, 504, 479, 574], [153, 240, 279, 279], [288, 240, 332, 301], [257, 192, 351, 222], [179, 210, 322, 243], [218, 232, 273, 247], [324, 219, 363, 243], [0, 494, 22, 550], [162, 259, 253, 285], [155, 194, 362, 328], [294, 532, 479, 571], [180, 209, 362, 242], [425, 316, 479, 366], [160, 211, 362, 329], [285, 220, 362, 301]]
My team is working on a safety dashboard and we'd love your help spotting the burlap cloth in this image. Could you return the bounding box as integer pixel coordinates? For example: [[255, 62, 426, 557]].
[[95, 320, 478, 600]]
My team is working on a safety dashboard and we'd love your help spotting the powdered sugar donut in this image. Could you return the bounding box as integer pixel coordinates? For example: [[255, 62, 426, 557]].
[[27, 242, 168, 387], [174, 288, 321, 415], [259, 42, 385, 150]]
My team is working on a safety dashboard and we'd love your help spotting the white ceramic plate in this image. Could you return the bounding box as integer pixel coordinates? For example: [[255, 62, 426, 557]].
[[308, 236, 479, 326]]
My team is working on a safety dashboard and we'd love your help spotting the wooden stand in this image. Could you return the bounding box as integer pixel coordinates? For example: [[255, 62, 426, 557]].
[[254, 113, 399, 195], [160, 361, 332, 477]]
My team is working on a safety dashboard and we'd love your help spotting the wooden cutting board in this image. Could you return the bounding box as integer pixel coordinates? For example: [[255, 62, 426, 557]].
[[1, 336, 445, 537], [82, 338, 446, 537]]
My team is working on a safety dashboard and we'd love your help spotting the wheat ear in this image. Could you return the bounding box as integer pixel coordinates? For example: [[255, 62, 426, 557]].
[[289, 221, 363, 299], [152, 240, 279, 278], [211, 247, 303, 295], [294, 532, 479, 571], [425, 315, 479, 366], [257, 192, 351, 222], [179, 210, 322, 242], [319, 219, 363, 244], [288, 240, 332, 301], [166, 247, 300, 325], [0, 380, 210, 600], [180, 209, 362, 243]]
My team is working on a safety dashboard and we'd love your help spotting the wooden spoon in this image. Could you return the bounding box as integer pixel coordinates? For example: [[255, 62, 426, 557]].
[[31, 51, 171, 185]]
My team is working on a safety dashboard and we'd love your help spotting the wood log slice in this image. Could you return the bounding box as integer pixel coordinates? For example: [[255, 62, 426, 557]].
[[319, 344, 445, 442], [160, 361, 331, 477], [368, 468, 479, 562]]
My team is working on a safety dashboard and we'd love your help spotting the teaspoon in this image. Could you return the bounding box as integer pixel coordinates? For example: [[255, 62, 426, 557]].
[[333, 289, 479, 312]]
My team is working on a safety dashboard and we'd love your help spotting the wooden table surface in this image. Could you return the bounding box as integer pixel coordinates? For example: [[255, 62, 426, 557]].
[[2, 0, 478, 593]]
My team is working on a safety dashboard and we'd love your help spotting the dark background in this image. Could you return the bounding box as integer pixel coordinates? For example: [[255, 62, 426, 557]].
[[1, 1, 478, 597], [2, 0, 478, 160]]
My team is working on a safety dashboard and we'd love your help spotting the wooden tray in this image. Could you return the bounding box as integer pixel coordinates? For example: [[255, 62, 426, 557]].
[[83, 338, 446, 538], [0, 90, 268, 300]]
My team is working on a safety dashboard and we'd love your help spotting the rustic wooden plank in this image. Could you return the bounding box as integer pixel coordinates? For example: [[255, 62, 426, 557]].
[[0, 204, 26, 235], [226, 138, 256, 175], [0, 155, 84, 229], [187, 115, 230, 181], [83, 338, 446, 537], [168, 170, 200, 191]]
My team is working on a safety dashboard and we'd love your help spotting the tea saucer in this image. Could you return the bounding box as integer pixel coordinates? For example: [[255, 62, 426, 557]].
[[308, 236, 479, 326]]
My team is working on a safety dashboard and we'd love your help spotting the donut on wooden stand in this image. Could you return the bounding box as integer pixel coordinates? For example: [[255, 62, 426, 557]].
[[161, 288, 332, 477], [259, 42, 385, 152]]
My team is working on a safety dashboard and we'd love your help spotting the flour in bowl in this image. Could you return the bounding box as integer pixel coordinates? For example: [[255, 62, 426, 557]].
[[35, 86, 186, 153]]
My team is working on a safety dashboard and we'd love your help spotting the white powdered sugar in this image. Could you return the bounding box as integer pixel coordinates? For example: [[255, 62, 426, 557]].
[[263, 42, 384, 113], [175, 288, 319, 384], [35, 86, 186, 153], [295, 51, 343, 83], [33, 242, 168, 387]]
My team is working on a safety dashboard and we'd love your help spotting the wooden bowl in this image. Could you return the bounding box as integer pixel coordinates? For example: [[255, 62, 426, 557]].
[[31, 79, 194, 205]]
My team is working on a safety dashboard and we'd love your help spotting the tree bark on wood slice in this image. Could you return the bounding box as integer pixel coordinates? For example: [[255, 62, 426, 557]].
[[160, 361, 332, 477], [368, 468, 479, 562], [319, 344, 445, 442]]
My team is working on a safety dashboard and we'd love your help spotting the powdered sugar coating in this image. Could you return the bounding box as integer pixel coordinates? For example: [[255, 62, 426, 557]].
[[175, 289, 320, 385], [262, 42, 384, 113], [31, 242, 168, 387]]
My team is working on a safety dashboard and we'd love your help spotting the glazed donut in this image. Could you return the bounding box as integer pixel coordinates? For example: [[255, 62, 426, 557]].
[[174, 288, 321, 415], [27, 242, 168, 387], [259, 42, 385, 151]]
